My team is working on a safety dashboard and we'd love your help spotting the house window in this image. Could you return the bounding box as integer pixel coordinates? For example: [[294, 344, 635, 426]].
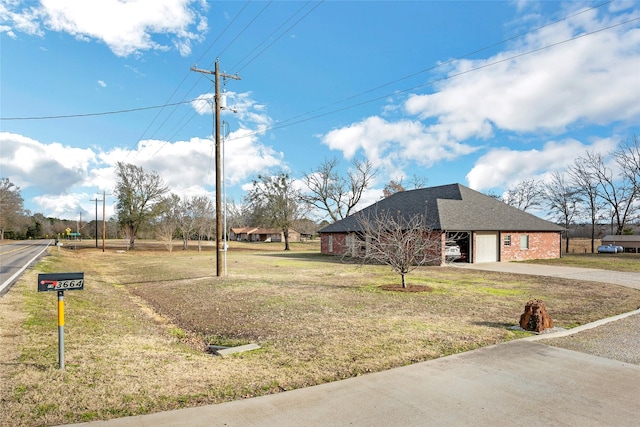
[[504, 235, 511, 246], [520, 234, 529, 249], [328, 235, 333, 253]]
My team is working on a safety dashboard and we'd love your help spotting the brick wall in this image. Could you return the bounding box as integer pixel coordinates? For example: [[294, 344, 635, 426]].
[[323, 231, 561, 262], [320, 233, 347, 255], [500, 231, 560, 261]]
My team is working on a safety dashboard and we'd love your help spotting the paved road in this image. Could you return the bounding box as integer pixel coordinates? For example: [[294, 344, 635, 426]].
[[64, 262, 640, 427], [0, 240, 52, 296]]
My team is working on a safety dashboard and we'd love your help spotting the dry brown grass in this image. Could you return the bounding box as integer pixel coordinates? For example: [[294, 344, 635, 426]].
[[1, 239, 639, 426], [564, 237, 602, 254]]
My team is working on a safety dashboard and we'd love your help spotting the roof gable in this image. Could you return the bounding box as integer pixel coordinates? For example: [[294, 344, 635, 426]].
[[319, 183, 563, 233]]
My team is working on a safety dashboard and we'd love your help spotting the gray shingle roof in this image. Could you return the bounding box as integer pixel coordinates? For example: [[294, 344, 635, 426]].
[[319, 183, 564, 233]]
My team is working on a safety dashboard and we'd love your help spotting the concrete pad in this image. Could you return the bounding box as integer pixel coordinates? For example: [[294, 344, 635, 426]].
[[213, 343, 261, 356], [64, 340, 640, 427]]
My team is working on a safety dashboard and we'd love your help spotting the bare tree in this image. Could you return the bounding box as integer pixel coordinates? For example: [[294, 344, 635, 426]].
[[0, 178, 25, 240], [191, 195, 215, 251], [348, 209, 442, 288], [580, 151, 638, 235], [502, 179, 543, 212], [568, 156, 605, 253], [543, 171, 581, 253], [245, 172, 303, 251], [224, 198, 249, 239], [614, 134, 640, 212], [176, 197, 196, 250], [114, 162, 168, 249], [302, 158, 376, 222], [155, 193, 181, 252], [382, 180, 406, 198], [382, 176, 429, 198]]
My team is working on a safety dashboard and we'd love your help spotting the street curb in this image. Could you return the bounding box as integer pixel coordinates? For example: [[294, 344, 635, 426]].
[[523, 307, 640, 341]]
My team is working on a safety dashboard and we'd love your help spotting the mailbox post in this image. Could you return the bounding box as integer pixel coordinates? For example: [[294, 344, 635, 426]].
[[38, 272, 84, 369]]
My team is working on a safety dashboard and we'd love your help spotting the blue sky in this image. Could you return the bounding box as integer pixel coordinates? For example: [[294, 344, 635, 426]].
[[1, 0, 639, 221]]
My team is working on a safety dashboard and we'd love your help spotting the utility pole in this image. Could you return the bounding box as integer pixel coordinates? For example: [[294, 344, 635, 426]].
[[190, 59, 240, 277], [102, 191, 106, 252], [90, 196, 103, 248]]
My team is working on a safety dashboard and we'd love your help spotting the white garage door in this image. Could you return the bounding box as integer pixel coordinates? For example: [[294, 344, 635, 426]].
[[475, 232, 499, 263]]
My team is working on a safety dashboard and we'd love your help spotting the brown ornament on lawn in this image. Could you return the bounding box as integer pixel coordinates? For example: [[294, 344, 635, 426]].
[[519, 299, 554, 332]]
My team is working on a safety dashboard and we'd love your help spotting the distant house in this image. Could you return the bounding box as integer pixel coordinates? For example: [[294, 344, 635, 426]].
[[601, 235, 640, 253], [318, 183, 564, 264], [230, 227, 302, 243]]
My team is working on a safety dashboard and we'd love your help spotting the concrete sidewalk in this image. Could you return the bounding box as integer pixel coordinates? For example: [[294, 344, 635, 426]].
[[65, 264, 640, 427]]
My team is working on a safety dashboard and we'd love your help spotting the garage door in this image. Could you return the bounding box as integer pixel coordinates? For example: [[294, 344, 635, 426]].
[[475, 232, 498, 263]]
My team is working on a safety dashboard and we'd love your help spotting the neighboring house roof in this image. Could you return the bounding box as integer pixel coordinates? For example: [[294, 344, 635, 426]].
[[231, 227, 257, 234], [601, 235, 640, 242], [319, 183, 564, 233], [230, 227, 298, 235]]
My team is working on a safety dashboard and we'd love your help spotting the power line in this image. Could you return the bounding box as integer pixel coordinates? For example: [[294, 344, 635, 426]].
[[152, 2, 322, 144], [4, 0, 598, 124], [0, 99, 195, 121], [230, 1, 314, 72], [217, 0, 273, 59], [138, 1, 322, 155], [1, 1, 625, 146], [198, 1, 252, 69], [221, 16, 640, 144], [133, 1, 273, 154], [234, 1, 324, 73], [264, 0, 616, 130], [132, 1, 253, 151]]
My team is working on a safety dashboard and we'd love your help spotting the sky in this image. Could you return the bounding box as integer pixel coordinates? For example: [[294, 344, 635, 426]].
[[1, 0, 639, 222]]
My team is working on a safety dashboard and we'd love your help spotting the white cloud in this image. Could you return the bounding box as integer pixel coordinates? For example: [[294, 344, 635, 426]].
[[466, 137, 618, 190], [405, 8, 640, 139], [188, 90, 282, 183], [0, 109, 285, 218], [33, 192, 92, 220], [0, 132, 96, 193], [97, 80, 106, 88], [192, 91, 273, 131], [0, 2, 45, 37], [318, 5, 639, 193], [321, 116, 478, 178], [1, 0, 207, 57], [0, 24, 16, 38]]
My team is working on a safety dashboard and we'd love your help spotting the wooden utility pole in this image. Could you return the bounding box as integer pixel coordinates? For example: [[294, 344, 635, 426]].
[[102, 191, 106, 252], [190, 59, 240, 277], [90, 196, 103, 248]]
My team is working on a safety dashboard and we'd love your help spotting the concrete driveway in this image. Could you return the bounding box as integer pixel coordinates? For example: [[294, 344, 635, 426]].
[[454, 261, 640, 290], [64, 263, 640, 427]]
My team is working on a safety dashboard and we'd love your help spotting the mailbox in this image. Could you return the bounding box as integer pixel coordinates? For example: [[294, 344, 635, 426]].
[[38, 272, 84, 292]]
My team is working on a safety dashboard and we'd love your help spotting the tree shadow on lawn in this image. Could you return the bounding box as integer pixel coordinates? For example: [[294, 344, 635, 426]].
[[380, 284, 434, 292], [473, 321, 520, 329], [257, 252, 342, 263]]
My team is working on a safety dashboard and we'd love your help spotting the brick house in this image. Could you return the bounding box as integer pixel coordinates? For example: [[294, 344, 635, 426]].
[[318, 183, 564, 264], [230, 227, 301, 243]]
